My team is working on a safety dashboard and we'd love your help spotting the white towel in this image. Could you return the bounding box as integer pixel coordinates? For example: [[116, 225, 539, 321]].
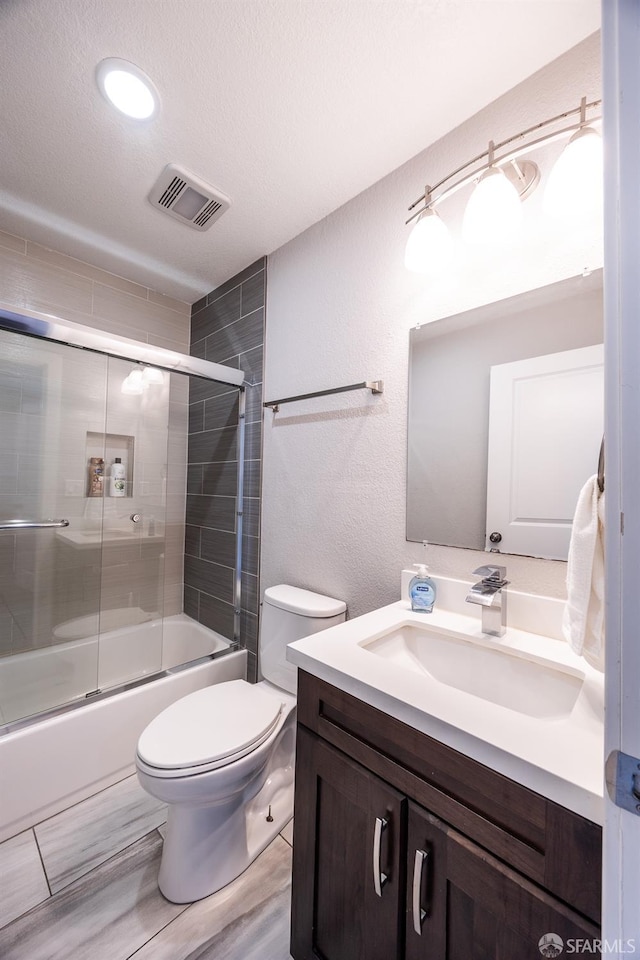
[[563, 475, 605, 672]]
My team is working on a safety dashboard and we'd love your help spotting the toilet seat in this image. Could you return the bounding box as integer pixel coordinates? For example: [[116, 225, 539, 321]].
[[136, 680, 284, 778]]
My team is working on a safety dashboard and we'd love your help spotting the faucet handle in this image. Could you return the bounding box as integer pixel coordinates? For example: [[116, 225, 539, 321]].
[[472, 564, 507, 582]]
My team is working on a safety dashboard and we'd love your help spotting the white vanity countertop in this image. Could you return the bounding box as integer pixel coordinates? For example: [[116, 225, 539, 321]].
[[287, 599, 605, 825]]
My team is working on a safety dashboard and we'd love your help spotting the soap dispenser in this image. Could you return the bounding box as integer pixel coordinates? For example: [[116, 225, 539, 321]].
[[409, 542, 436, 613]]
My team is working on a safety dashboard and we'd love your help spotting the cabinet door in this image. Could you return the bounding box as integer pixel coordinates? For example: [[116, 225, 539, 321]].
[[406, 802, 600, 960], [291, 726, 405, 960]]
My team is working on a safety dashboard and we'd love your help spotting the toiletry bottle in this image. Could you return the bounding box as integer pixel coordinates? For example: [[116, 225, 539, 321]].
[[409, 561, 436, 613], [88, 457, 104, 497], [109, 458, 126, 497]]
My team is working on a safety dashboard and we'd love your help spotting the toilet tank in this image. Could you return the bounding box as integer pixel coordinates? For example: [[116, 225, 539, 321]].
[[260, 585, 346, 694]]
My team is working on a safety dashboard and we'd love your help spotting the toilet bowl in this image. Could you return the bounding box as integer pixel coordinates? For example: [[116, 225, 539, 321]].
[[136, 584, 346, 903]]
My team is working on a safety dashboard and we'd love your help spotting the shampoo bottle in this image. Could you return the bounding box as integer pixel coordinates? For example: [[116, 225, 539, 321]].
[[88, 457, 104, 497], [109, 458, 126, 497], [409, 542, 436, 613]]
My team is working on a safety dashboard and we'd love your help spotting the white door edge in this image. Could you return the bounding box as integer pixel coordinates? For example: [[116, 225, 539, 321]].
[[602, 0, 640, 944]]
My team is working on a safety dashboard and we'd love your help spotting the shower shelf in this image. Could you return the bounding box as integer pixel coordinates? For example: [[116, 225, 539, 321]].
[[86, 431, 135, 498]]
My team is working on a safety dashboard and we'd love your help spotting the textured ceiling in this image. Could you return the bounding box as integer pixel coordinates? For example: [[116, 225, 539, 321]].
[[0, 0, 600, 302]]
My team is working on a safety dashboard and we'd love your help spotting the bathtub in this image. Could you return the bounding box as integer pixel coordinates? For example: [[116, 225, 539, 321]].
[[0, 614, 246, 842], [0, 612, 233, 724]]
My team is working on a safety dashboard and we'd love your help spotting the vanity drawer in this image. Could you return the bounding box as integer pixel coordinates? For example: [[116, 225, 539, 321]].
[[297, 670, 602, 924]]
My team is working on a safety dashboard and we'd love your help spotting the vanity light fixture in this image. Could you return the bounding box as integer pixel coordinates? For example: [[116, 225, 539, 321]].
[[405, 97, 602, 274], [461, 158, 523, 245], [404, 205, 453, 274], [543, 101, 603, 220], [95, 58, 159, 120]]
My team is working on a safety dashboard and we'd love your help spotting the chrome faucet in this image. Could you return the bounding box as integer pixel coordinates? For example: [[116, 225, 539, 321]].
[[465, 565, 510, 637]]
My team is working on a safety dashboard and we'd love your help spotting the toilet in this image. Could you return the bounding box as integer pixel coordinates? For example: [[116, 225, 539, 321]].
[[135, 584, 346, 903]]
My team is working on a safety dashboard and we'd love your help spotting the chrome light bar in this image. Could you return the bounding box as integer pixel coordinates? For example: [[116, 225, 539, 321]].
[[0, 303, 245, 387]]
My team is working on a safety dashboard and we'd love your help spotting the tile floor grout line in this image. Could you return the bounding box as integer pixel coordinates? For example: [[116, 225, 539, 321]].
[[0, 816, 294, 956], [124, 836, 293, 960], [0, 815, 166, 935], [26, 769, 140, 838], [31, 827, 53, 899], [0, 888, 49, 936], [0, 830, 189, 956], [43, 822, 167, 899], [124, 899, 194, 960], [0, 826, 171, 937]]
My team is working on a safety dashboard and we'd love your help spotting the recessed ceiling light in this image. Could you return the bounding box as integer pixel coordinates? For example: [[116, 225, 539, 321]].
[[95, 58, 159, 120]]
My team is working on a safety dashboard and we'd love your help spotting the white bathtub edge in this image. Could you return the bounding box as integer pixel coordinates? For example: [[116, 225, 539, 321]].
[[0, 649, 247, 842]]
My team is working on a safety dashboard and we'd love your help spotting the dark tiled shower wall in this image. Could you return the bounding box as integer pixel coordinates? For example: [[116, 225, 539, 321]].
[[186, 258, 265, 682]]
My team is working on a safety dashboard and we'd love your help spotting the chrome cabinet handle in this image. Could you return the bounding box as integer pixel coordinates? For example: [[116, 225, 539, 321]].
[[372, 817, 388, 897], [412, 848, 429, 935], [0, 519, 69, 530]]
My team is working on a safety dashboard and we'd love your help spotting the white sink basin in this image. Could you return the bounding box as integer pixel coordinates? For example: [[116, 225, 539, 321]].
[[287, 590, 605, 823], [360, 623, 584, 720]]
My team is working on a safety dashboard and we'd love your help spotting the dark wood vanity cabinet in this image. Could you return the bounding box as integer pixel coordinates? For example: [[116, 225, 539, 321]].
[[292, 727, 404, 960], [291, 672, 602, 960]]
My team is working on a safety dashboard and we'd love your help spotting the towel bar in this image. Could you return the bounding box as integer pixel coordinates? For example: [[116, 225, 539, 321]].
[[0, 519, 70, 530], [264, 380, 384, 413]]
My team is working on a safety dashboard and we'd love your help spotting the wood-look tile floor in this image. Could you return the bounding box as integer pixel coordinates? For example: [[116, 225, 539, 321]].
[[0, 774, 293, 960]]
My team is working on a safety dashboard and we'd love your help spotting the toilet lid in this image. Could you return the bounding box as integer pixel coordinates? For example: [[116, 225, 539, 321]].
[[137, 680, 284, 770]]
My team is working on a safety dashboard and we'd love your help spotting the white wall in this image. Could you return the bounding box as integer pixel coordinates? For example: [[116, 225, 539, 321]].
[[262, 34, 602, 617], [0, 230, 191, 350]]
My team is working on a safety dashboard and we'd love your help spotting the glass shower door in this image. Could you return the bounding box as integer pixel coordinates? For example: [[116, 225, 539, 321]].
[[95, 356, 171, 690], [0, 311, 239, 727], [0, 330, 108, 723]]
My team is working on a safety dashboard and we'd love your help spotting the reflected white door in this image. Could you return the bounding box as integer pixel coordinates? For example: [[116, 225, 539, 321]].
[[486, 344, 604, 559]]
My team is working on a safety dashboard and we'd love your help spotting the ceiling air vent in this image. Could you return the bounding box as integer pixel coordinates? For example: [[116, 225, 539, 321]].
[[148, 163, 231, 231]]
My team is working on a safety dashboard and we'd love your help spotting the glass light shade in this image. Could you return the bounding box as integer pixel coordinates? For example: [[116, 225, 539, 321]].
[[121, 369, 145, 395], [543, 127, 603, 220], [96, 59, 159, 120], [142, 366, 164, 385], [462, 167, 523, 244], [404, 209, 454, 275]]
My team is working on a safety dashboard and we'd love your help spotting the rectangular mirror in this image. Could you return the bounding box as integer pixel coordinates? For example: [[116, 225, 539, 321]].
[[407, 270, 603, 560]]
